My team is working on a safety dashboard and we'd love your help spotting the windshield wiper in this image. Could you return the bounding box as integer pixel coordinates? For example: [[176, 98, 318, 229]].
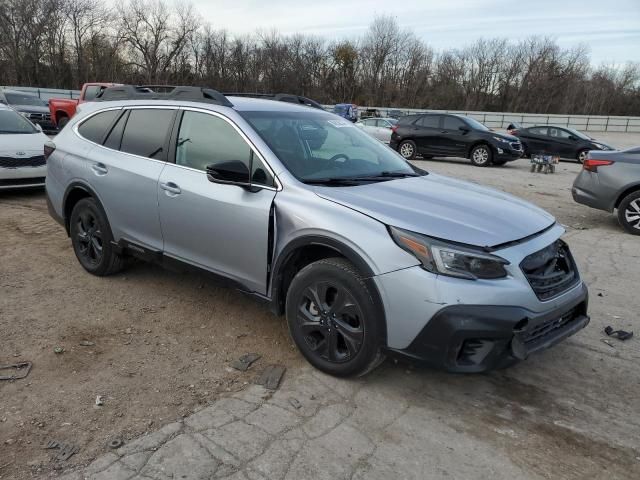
[[302, 177, 366, 186]]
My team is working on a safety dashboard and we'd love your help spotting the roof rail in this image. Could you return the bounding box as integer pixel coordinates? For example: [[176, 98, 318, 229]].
[[224, 92, 323, 110], [96, 85, 234, 107]]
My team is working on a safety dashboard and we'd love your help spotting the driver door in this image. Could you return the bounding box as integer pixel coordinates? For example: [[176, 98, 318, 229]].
[[157, 109, 278, 295]]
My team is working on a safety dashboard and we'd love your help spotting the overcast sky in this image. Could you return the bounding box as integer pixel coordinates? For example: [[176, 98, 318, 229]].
[[183, 0, 640, 65]]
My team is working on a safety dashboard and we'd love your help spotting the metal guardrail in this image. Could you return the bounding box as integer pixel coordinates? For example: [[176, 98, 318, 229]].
[[324, 105, 640, 133], [4, 87, 638, 132], [2, 86, 81, 101]]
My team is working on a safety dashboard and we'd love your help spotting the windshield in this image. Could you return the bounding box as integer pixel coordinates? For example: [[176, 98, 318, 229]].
[[5, 92, 48, 107], [463, 117, 490, 131], [240, 110, 421, 182], [566, 128, 591, 140], [333, 105, 348, 114], [0, 110, 37, 134]]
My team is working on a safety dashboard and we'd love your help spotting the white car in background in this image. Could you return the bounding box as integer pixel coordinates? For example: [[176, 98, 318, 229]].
[[0, 103, 50, 190], [356, 117, 398, 143]]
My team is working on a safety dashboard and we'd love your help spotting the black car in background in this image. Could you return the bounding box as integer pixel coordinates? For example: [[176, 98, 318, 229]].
[[390, 113, 523, 166], [0, 88, 57, 133], [511, 125, 614, 163]]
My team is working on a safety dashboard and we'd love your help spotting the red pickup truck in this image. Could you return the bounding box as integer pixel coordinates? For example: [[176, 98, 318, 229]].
[[49, 82, 119, 129]]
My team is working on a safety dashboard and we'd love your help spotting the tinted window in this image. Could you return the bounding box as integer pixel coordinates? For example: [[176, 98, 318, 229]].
[[120, 109, 175, 160], [0, 109, 38, 134], [548, 127, 571, 139], [417, 115, 440, 128], [443, 116, 465, 130], [84, 85, 105, 101], [529, 127, 548, 136], [103, 111, 128, 150], [78, 109, 120, 144], [176, 111, 274, 187]]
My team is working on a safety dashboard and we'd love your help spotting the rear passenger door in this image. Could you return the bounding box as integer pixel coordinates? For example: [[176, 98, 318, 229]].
[[157, 109, 277, 295], [413, 115, 442, 154], [81, 107, 177, 250]]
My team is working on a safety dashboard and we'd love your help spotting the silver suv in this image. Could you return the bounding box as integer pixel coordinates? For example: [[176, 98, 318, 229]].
[[46, 86, 589, 377]]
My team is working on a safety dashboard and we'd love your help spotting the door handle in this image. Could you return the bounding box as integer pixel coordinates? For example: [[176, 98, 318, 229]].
[[160, 182, 181, 195], [91, 163, 108, 175]]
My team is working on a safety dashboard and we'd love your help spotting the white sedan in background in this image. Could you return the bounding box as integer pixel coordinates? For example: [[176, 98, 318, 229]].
[[0, 103, 50, 190], [356, 117, 398, 143]]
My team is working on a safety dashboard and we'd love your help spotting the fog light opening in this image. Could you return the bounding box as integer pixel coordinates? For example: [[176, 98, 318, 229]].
[[513, 318, 528, 333]]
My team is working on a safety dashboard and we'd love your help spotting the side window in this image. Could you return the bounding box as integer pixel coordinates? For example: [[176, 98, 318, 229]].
[[77, 109, 120, 144], [83, 86, 102, 101], [549, 128, 571, 139], [530, 127, 548, 136], [103, 111, 128, 150], [176, 111, 275, 187], [417, 115, 440, 128], [120, 109, 175, 160], [443, 116, 465, 130]]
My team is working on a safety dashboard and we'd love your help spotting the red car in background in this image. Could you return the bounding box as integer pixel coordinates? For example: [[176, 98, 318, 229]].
[[49, 82, 119, 129]]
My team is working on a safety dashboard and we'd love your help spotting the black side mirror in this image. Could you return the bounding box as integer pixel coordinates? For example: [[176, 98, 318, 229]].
[[206, 160, 252, 188], [569, 135, 577, 141], [458, 126, 470, 133]]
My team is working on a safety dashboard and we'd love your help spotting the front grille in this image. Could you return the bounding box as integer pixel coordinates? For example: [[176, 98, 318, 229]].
[[0, 177, 45, 187], [510, 141, 522, 151], [0, 155, 46, 169], [27, 112, 51, 122], [520, 240, 579, 300], [522, 307, 579, 346]]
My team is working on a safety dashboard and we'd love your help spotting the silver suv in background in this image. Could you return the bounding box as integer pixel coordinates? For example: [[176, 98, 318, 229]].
[[46, 86, 589, 377]]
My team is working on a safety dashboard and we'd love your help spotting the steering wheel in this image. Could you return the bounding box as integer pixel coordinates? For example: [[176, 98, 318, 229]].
[[330, 153, 350, 163]]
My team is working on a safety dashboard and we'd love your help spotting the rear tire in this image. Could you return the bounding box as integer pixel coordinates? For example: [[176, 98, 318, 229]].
[[617, 191, 640, 235], [57, 116, 69, 129], [70, 198, 126, 276], [398, 140, 417, 160], [470, 144, 492, 167], [285, 258, 385, 377]]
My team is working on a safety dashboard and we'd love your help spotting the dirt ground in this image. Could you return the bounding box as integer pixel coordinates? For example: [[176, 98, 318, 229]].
[[1, 132, 639, 479]]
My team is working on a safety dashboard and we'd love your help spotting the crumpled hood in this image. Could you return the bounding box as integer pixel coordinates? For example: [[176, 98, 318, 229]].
[[314, 173, 555, 248]]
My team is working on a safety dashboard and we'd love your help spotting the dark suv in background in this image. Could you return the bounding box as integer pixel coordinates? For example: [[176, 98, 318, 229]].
[[390, 113, 523, 167]]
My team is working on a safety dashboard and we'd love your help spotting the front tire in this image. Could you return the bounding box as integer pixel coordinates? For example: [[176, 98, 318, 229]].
[[398, 140, 417, 160], [285, 258, 385, 377], [617, 191, 640, 235], [577, 149, 589, 164], [57, 116, 69, 129], [470, 144, 492, 167], [70, 198, 126, 276]]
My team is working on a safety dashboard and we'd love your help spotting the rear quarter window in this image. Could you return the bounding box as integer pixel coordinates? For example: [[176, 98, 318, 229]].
[[119, 109, 176, 160], [77, 110, 120, 144]]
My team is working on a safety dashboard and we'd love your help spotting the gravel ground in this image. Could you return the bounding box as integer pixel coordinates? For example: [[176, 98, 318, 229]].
[[1, 132, 639, 479]]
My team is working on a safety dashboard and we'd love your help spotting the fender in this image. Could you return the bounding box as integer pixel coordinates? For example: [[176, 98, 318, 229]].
[[268, 234, 384, 318]]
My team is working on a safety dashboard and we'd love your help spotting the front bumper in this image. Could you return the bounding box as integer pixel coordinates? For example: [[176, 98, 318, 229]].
[[493, 144, 523, 161], [389, 282, 589, 372], [0, 165, 47, 190]]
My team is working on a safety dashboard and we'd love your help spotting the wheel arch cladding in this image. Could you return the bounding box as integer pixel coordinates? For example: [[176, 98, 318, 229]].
[[269, 236, 387, 344], [615, 183, 640, 208], [63, 182, 100, 235]]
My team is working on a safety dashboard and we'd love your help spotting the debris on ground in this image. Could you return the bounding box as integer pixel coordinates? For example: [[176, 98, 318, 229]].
[[601, 339, 616, 348], [231, 353, 262, 371], [45, 440, 79, 461], [288, 397, 302, 409], [604, 326, 634, 341], [79, 340, 95, 347], [255, 365, 286, 390], [0, 361, 32, 381], [53, 347, 64, 354], [107, 438, 123, 449], [95, 395, 104, 406]]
